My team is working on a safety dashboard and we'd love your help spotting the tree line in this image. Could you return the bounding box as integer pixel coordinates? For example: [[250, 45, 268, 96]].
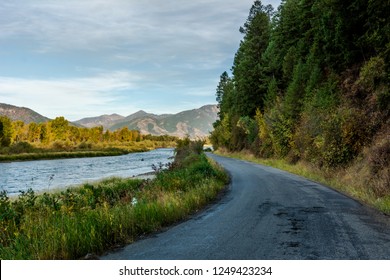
[[211, 0, 389, 168], [0, 115, 177, 150]]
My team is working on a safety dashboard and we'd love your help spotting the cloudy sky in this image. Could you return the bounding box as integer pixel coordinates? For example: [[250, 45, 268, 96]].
[[0, 0, 281, 121]]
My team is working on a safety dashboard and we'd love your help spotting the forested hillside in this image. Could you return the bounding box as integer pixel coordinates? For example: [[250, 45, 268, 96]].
[[211, 1, 389, 197]]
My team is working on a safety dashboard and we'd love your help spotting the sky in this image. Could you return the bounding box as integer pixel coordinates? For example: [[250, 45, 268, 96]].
[[0, 0, 281, 121]]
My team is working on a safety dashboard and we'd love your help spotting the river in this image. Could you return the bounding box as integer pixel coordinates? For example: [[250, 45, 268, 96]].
[[0, 148, 174, 196]]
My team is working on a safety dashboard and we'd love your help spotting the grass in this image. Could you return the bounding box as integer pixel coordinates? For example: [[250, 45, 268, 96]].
[[0, 150, 129, 162], [0, 148, 228, 259], [215, 149, 390, 215]]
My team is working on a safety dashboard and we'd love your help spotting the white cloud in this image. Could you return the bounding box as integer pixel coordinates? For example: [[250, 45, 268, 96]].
[[1, 0, 282, 58], [0, 0, 281, 119], [0, 0, 251, 53], [0, 71, 140, 120]]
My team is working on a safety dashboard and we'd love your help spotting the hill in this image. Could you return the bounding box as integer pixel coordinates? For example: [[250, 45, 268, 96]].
[[76, 105, 219, 139], [0, 103, 50, 123], [73, 114, 125, 129]]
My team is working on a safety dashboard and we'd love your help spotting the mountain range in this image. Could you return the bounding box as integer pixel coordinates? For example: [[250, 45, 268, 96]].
[[74, 105, 219, 138], [0, 103, 219, 139], [0, 103, 50, 123]]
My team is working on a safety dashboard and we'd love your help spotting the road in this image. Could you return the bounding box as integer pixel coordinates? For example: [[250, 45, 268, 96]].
[[101, 153, 390, 259]]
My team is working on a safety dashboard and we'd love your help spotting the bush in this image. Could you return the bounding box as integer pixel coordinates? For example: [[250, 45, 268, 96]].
[[51, 140, 74, 151], [357, 56, 386, 93], [369, 137, 390, 176], [367, 130, 390, 196], [174, 137, 205, 167], [254, 109, 273, 158], [318, 107, 371, 168], [8, 142, 35, 154], [77, 142, 92, 150]]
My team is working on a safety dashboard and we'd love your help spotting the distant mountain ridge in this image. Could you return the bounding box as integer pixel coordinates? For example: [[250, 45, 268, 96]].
[[74, 113, 125, 129], [76, 105, 219, 139], [0, 103, 219, 139], [0, 103, 50, 123]]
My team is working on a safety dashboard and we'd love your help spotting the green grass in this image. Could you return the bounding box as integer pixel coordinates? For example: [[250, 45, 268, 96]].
[[0, 152, 228, 259], [0, 150, 130, 162], [215, 150, 390, 215]]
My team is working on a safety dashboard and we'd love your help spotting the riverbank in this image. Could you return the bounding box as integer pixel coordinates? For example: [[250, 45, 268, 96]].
[[0, 140, 176, 162], [215, 149, 390, 215], [0, 149, 131, 162], [0, 141, 229, 259]]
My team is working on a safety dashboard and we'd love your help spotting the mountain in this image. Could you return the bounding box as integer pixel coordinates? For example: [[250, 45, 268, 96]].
[[76, 105, 219, 139], [74, 113, 125, 129], [0, 103, 50, 123], [1, 102, 219, 138]]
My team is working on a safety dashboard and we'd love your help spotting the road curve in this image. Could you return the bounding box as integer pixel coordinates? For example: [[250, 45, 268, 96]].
[[101, 154, 390, 259]]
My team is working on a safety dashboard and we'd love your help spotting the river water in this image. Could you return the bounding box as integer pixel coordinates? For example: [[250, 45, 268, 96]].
[[0, 148, 174, 196]]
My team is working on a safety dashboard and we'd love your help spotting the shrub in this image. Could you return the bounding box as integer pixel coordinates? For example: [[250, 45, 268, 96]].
[[357, 56, 386, 93], [77, 142, 92, 150], [8, 142, 35, 154], [369, 137, 390, 176], [367, 130, 390, 196], [174, 137, 205, 167], [255, 109, 273, 158], [51, 140, 74, 151]]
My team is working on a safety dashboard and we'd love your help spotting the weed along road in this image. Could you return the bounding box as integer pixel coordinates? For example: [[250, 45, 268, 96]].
[[101, 154, 390, 260]]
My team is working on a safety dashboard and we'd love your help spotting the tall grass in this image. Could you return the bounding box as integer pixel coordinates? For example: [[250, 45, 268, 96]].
[[0, 142, 228, 259]]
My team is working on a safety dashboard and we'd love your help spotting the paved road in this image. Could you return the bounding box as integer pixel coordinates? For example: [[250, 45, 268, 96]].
[[101, 154, 390, 259]]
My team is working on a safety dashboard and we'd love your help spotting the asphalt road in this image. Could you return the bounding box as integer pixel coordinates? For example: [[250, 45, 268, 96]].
[[101, 153, 390, 259]]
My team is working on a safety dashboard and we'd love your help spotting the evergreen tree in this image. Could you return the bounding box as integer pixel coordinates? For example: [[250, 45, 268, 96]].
[[232, 0, 273, 117], [215, 71, 234, 119]]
